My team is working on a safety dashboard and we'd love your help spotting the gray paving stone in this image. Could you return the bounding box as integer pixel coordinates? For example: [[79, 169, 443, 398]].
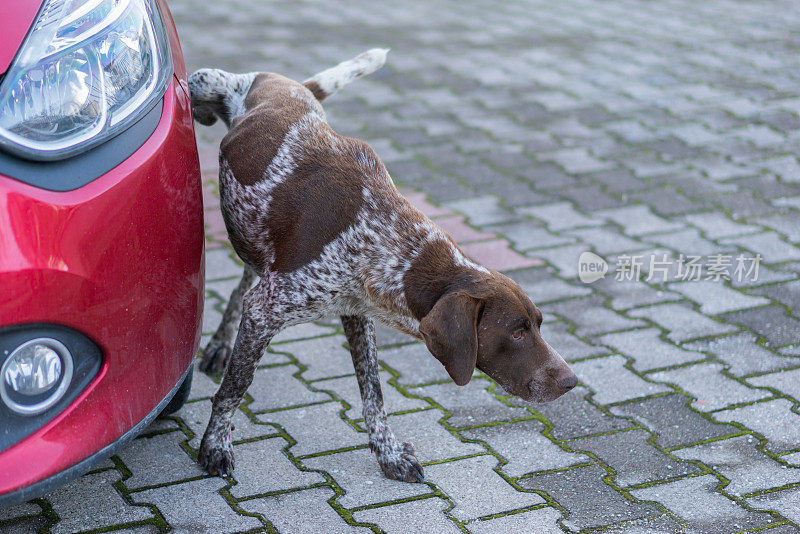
[[258, 402, 364, 456], [46, 470, 153, 534], [669, 280, 770, 315], [571, 355, 671, 405], [521, 464, 657, 531], [316, 371, 427, 420], [521, 385, 634, 440], [240, 487, 369, 533], [568, 429, 699, 488], [683, 212, 762, 240], [351, 497, 461, 534], [537, 147, 615, 174], [548, 297, 648, 337], [601, 514, 686, 533], [488, 221, 577, 250], [516, 202, 601, 231], [750, 280, 800, 312], [630, 474, 773, 532], [564, 226, 648, 255], [628, 302, 739, 342], [720, 232, 800, 264], [270, 322, 339, 344], [684, 333, 800, 376], [468, 506, 564, 534], [378, 342, 451, 386], [302, 448, 430, 509], [595, 328, 706, 371], [443, 196, 516, 226], [246, 364, 331, 412], [201, 295, 223, 336], [187, 360, 223, 401], [595, 205, 684, 236], [132, 477, 261, 533], [0, 516, 50, 534], [540, 321, 612, 362], [714, 399, 800, 453], [425, 455, 545, 521], [758, 155, 800, 183], [643, 228, 726, 257], [118, 431, 203, 489], [648, 362, 770, 412], [376, 409, 484, 463], [273, 335, 354, 381], [674, 435, 800, 497], [556, 184, 625, 211], [204, 248, 243, 280], [460, 418, 589, 477], [753, 213, 800, 244], [530, 244, 594, 280], [229, 437, 324, 498], [722, 305, 800, 348], [508, 267, 593, 304], [407, 377, 529, 428], [747, 486, 800, 525], [176, 399, 275, 449], [0, 503, 40, 523], [610, 394, 738, 449], [593, 278, 684, 311], [748, 368, 800, 403]]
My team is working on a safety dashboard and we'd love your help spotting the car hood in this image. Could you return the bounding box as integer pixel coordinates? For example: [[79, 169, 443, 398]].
[[0, 0, 43, 75]]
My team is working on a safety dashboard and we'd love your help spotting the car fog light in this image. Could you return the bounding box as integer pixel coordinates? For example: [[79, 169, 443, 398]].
[[1, 338, 73, 415]]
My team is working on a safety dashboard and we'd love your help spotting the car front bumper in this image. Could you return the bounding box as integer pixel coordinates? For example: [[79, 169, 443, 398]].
[[0, 77, 204, 502]]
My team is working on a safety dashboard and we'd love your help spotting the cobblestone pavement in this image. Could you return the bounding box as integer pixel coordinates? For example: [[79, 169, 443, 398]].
[[4, 0, 800, 532]]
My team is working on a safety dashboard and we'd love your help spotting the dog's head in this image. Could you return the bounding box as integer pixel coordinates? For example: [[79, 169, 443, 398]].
[[418, 272, 576, 403]]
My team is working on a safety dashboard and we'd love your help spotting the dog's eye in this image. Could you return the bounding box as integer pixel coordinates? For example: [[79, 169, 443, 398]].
[[511, 329, 525, 341]]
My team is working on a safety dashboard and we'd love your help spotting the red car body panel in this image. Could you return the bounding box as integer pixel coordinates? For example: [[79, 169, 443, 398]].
[[0, 1, 204, 498], [0, 0, 41, 73]]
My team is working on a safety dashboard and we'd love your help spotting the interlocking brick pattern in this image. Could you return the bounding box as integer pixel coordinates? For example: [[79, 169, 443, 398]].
[[3, 0, 800, 532]]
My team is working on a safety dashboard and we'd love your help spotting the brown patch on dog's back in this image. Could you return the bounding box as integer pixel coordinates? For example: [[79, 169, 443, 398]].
[[221, 73, 316, 186], [267, 138, 372, 272]]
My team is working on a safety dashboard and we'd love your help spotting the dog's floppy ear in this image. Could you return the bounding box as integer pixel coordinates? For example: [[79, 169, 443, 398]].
[[419, 291, 481, 386]]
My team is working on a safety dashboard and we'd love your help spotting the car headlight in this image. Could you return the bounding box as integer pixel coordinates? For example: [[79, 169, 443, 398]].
[[0, 0, 172, 161]]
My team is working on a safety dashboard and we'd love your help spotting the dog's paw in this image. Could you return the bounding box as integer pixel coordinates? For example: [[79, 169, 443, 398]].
[[377, 441, 424, 483], [199, 340, 232, 374], [198, 434, 234, 477]]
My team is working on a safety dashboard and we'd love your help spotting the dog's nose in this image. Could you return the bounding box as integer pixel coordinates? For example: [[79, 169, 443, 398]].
[[556, 371, 578, 391]]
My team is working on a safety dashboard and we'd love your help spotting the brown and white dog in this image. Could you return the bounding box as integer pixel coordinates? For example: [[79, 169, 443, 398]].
[[189, 49, 577, 482]]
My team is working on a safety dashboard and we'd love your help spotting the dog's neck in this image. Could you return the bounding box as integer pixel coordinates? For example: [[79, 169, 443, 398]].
[[402, 244, 490, 320]]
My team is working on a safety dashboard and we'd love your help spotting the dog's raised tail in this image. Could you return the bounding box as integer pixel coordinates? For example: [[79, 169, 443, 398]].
[[303, 48, 389, 102]]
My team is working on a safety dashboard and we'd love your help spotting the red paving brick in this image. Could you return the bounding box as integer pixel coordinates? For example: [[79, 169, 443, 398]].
[[434, 215, 495, 243], [460, 239, 543, 271], [399, 188, 453, 218]]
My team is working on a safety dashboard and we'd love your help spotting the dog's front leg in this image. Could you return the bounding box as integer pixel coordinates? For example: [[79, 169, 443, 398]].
[[341, 315, 424, 483], [199, 277, 279, 476], [200, 265, 258, 373]]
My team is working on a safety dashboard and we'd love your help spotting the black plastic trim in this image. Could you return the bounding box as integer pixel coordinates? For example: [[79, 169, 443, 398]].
[[0, 99, 163, 192], [0, 362, 192, 508]]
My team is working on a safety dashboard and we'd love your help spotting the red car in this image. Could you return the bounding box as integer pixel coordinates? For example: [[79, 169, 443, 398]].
[[0, 0, 204, 505]]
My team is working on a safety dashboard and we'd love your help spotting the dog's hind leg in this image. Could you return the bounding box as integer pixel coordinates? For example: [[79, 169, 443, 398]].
[[199, 277, 282, 476], [200, 265, 258, 374], [341, 315, 424, 483]]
